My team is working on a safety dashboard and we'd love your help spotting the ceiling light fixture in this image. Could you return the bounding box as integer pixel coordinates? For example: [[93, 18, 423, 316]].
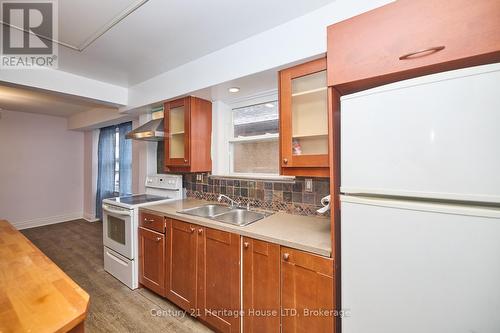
[[265, 103, 274, 108], [228, 87, 240, 93]]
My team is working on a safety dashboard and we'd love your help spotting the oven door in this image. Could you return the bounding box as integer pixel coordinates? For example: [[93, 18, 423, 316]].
[[102, 203, 134, 260]]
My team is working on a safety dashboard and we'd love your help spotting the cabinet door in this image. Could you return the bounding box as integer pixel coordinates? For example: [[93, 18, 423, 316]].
[[243, 238, 280, 333], [281, 247, 334, 333], [139, 227, 166, 296], [165, 219, 197, 311], [279, 58, 329, 173], [198, 227, 240, 333], [165, 97, 190, 166], [327, 0, 500, 93]]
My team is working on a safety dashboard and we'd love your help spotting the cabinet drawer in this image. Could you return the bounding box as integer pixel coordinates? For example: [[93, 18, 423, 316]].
[[139, 211, 165, 233], [281, 247, 333, 277], [327, 0, 500, 93]]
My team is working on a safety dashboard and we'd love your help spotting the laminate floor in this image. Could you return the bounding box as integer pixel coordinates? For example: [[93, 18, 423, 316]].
[[22, 220, 213, 333]]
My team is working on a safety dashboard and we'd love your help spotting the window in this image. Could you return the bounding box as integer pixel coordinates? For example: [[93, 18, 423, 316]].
[[229, 100, 279, 175], [96, 122, 132, 218]]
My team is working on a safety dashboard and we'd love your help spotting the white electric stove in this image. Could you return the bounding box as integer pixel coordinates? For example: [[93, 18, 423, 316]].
[[102, 174, 183, 289]]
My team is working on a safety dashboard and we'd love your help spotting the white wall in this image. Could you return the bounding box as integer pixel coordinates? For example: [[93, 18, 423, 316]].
[[0, 110, 84, 229], [134, 114, 158, 193], [211, 101, 231, 175]]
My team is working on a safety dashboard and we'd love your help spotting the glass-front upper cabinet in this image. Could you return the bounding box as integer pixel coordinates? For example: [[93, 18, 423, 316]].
[[168, 104, 186, 160], [279, 57, 330, 177], [165, 98, 189, 166], [164, 96, 212, 173]]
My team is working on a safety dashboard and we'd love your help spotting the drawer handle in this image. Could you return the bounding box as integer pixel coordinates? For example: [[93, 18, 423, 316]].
[[283, 253, 290, 261], [399, 46, 445, 60], [243, 242, 249, 249], [144, 218, 154, 223]]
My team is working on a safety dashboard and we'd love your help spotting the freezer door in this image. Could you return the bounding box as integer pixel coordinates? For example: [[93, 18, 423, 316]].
[[341, 195, 500, 333], [341, 63, 500, 203]]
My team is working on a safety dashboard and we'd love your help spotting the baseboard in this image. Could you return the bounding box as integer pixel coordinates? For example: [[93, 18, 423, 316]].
[[12, 212, 84, 230], [83, 213, 100, 223]]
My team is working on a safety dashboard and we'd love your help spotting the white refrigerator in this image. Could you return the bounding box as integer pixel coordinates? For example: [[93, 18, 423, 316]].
[[340, 63, 500, 333]]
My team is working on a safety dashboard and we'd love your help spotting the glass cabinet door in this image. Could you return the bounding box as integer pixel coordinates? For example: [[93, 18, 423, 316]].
[[291, 70, 328, 156], [279, 57, 329, 174], [165, 97, 190, 166], [169, 105, 185, 159]]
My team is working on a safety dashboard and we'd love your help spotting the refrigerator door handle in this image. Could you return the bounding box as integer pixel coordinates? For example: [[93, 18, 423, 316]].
[[340, 195, 500, 219]]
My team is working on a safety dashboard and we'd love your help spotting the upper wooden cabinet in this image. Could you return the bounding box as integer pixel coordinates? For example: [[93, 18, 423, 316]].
[[279, 57, 330, 177], [327, 0, 500, 94], [164, 96, 212, 173], [281, 247, 334, 333]]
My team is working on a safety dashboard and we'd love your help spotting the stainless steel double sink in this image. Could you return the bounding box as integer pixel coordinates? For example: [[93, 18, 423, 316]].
[[178, 204, 272, 227]]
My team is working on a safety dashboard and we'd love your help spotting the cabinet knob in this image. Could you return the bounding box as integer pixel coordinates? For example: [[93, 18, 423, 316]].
[[155, 236, 162, 242], [243, 242, 249, 249], [184, 159, 188, 163], [283, 253, 290, 261], [198, 228, 203, 234], [283, 158, 288, 165], [190, 227, 195, 233]]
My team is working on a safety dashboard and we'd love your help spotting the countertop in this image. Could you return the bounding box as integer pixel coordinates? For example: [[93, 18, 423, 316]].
[[142, 198, 332, 257], [0, 220, 89, 333]]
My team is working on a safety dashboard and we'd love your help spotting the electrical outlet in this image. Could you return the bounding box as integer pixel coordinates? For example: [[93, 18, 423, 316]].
[[305, 178, 313, 192]]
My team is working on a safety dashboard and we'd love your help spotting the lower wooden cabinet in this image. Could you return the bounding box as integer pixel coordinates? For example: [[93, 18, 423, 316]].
[[198, 227, 241, 333], [242, 237, 281, 333], [138, 212, 335, 333], [281, 247, 334, 333], [165, 219, 197, 311], [138, 227, 166, 296], [165, 219, 241, 333]]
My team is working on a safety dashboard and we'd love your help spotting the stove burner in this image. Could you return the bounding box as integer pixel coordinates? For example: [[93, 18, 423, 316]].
[[108, 194, 170, 206]]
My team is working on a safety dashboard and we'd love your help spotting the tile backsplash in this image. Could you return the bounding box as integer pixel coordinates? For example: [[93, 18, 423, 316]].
[[157, 142, 330, 216], [183, 173, 330, 217]]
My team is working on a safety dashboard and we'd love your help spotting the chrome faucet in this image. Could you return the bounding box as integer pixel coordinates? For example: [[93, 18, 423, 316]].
[[218, 194, 240, 208]]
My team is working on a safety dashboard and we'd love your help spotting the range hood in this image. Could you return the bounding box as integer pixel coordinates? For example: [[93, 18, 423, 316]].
[[126, 109, 165, 141]]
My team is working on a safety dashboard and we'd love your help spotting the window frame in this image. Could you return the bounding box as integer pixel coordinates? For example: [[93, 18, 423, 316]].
[[113, 127, 120, 194], [227, 93, 280, 177]]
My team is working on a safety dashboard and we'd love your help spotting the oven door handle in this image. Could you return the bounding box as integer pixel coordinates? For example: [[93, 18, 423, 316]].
[[102, 205, 131, 216]]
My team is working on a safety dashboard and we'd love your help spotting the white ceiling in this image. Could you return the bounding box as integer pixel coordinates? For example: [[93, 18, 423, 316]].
[[0, 84, 117, 118], [55, 0, 335, 87], [58, 0, 147, 50]]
